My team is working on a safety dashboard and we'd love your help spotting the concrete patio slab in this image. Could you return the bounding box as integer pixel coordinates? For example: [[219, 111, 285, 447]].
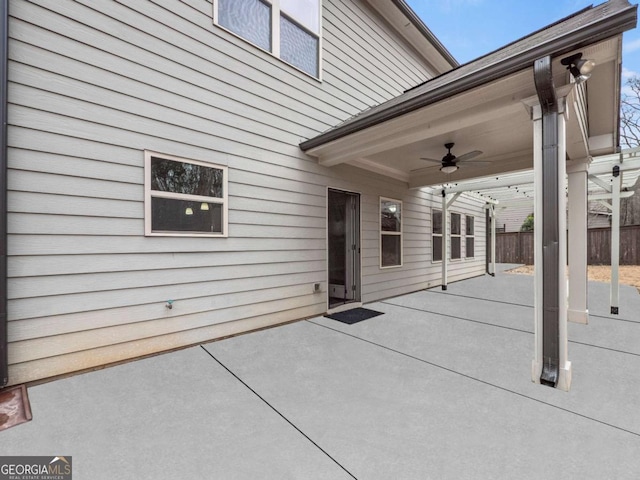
[[0, 346, 354, 480], [0, 267, 638, 479]]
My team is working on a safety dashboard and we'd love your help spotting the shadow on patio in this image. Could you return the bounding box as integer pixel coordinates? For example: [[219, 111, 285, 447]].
[[1, 265, 639, 479]]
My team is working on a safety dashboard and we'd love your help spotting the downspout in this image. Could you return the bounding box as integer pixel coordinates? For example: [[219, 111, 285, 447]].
[[533, 56, 560, 388], [0, 0, 8, 386]]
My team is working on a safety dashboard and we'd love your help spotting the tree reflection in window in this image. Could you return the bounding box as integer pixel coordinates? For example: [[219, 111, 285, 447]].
[[151, 158, 223, 198], [145, 153, 227, 236]]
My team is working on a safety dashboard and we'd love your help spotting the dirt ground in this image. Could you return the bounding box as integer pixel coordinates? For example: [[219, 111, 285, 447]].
[[506, 265, 640, 293]]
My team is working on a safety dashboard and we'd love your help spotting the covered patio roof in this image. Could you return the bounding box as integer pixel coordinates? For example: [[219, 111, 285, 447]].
[[301, 0, 637, 189]]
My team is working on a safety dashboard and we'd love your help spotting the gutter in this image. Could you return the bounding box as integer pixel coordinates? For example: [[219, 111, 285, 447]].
[[300, 2, 637, 152], [1, 0, 8, 387], [534, 55, 560, 388], [390, 0, 459, 69]]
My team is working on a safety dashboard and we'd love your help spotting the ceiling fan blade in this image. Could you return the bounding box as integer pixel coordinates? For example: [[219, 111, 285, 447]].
[[418, 157, 442, 164], [459, 160, 491, 165], [410, 165, 439, 174], [456, 150, 483, 162]]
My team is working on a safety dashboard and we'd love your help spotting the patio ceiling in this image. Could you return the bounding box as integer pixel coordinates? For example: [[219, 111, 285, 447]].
[[301, 1, 637, 189]]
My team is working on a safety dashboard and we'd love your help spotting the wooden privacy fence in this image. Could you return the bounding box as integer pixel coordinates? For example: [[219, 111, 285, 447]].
[[496, 231, 534, 265], [495, 225, 640, 265]]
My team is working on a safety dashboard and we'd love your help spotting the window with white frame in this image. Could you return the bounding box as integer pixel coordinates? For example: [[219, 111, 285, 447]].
[[450, 212, 461, 260], [144, 152, 228, 237], [380, 197, 402, 268], [432, 209, 442, 262], [215, 0, 321, 78], [465, 215, 475, 258]]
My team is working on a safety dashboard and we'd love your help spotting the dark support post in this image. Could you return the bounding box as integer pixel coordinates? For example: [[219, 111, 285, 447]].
[[610, 164, 621, 315], [534, 56, 560, 388], [441, 190, 448, 291], [0, 0, 8, 387], [485, 207, 490, 274]]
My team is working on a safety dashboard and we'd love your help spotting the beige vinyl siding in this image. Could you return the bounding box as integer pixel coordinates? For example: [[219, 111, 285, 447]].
[[5, 0, 479, 385]]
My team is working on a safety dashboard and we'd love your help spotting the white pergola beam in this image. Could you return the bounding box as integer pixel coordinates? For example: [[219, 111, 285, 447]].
[[446, 191, 462, 208], [442, 173, 534, 194], [492, 198, 534, 208], [588, 174, 612, 192], [588, 157, 640, 175], [598, 200, 613, 211], [589, 191, 634, 201]]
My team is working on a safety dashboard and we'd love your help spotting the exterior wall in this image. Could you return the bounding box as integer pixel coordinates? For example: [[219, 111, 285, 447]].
[[5, 0, 484, 385]]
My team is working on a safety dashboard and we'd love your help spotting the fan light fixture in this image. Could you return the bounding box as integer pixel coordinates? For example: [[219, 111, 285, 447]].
[[440, 163, 458, 174], [561, 53, 595, 85], [415, 143, 484, 175]]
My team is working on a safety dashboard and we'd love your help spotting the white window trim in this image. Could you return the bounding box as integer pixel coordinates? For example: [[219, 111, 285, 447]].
[[465, 215, 475, 259], [450, 212, 462, 261], [144, 151, 229, 237], [431, 208, 442, 264], [379, 196, 403, 269], [212, 0, 323, 81]]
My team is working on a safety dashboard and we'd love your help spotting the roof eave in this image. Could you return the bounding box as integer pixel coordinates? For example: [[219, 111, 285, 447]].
[[301, 2, 638, 153]]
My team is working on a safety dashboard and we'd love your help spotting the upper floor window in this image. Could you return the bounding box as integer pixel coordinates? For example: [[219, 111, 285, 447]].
[[145, 152, 228, 237], [215, 0, 321, 78]]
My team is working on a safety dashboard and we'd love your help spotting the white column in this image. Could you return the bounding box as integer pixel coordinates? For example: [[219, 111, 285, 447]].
[[532, 103, 544, 384], [556, 98, 571, 391], [442, 193, 448, 290], [567, 160, 590, 324]]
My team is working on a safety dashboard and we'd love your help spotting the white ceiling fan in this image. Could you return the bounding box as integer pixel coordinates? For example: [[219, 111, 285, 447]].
[[412, 143, 490, 174]]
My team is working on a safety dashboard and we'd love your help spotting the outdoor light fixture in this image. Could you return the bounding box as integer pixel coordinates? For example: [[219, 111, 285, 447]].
[[561, 53, 596, 84], [200, 202, 209, 211], [440, 163, 458, 174], [185, 207, 194, 215]]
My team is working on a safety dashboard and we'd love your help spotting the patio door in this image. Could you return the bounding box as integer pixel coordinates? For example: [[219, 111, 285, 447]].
[[328, 189, 361, 309]]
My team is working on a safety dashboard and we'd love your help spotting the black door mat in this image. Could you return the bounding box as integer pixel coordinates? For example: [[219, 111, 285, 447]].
[[0, 384, 32, 432], [325, 307, 384, 325]]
